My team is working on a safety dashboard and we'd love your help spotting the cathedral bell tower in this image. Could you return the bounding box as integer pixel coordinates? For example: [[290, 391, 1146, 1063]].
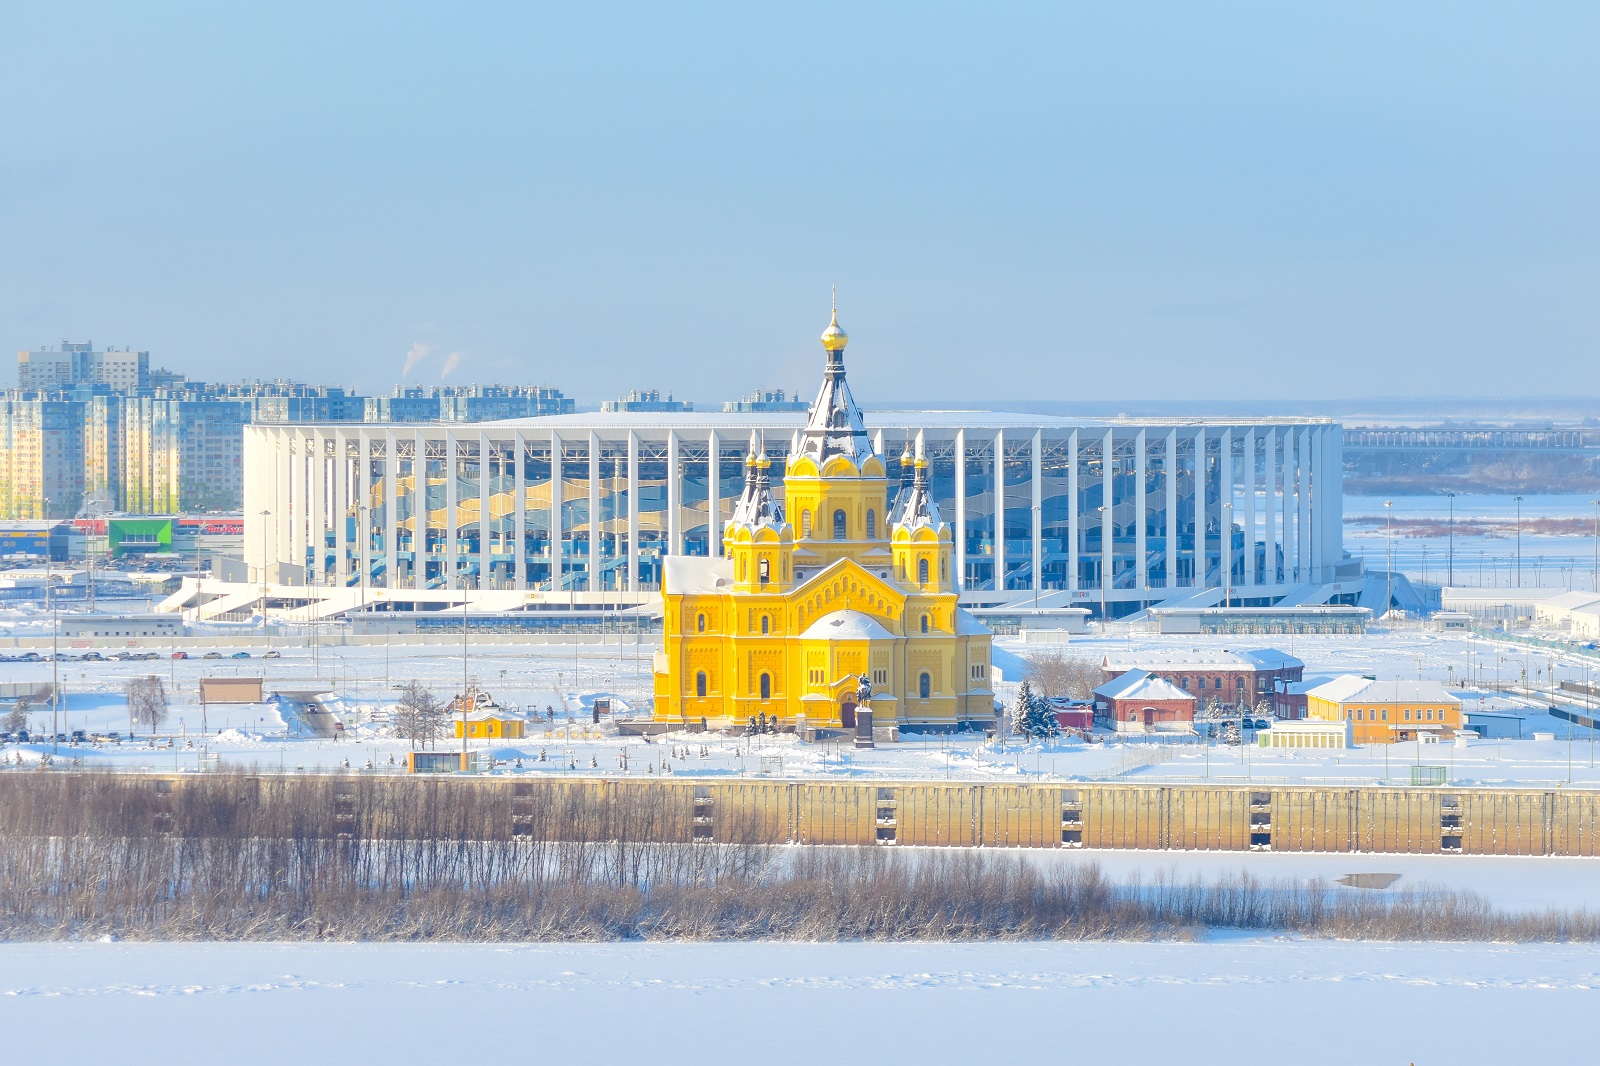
[[891, 433, 954, 594], [782, 305, 892, 581], [724, 436, 794, 593]]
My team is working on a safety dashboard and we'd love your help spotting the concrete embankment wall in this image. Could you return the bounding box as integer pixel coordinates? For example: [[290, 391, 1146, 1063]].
[[8, 773, 1600, 857]]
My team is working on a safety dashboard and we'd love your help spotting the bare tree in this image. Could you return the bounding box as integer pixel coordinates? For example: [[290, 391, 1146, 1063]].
[[125, 676, 168, 732], [1023, 650, 1099, 700], [394, 680, 445, 749], [3, 697, 29, 734]]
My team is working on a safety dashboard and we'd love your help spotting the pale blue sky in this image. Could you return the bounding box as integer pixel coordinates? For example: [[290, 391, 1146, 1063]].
[[3, 3, 1596, 406]]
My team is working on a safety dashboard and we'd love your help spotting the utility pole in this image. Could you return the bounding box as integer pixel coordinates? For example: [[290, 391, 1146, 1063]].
[[47, 498, 59, 755], [1384, 500, 1393, 619], [461, 596, 469, 760], [1514, 495, 1523, 588], [1446, 492, 1455, 587]]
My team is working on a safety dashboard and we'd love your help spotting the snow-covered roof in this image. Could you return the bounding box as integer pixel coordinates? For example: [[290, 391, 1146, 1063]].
[[1094, 669, 1195, 703], [1101, 648, 1303, 672], [800, 609, 895, 642], [663, 555, 733, 595], [1536, 591, 1600, 612], [1303, 675, 1461, 706], [954, 609, 991, 636]]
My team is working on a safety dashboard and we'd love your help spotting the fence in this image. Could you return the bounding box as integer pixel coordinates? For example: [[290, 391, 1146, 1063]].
[[11, 772, 1600, 857]]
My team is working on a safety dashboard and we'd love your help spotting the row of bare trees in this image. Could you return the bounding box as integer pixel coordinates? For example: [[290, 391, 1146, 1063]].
[[1021, 650, 1099, 700], [393, 680, 449, 748], [0, 771, 1594, 943], [125, 677, 168, 731]]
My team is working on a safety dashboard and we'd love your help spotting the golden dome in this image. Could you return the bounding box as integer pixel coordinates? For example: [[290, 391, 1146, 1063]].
[[820, 307, 848, 351]]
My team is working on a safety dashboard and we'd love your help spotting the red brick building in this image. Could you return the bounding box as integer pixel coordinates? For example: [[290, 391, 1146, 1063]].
[[1092, 670, 1197, 734], [1100, 649, 1304, 716]]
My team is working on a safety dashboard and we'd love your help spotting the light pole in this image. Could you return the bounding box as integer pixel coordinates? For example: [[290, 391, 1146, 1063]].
[[1446, 492, 1455, 587], [1514, 495, 1523, 588], [45, 496, 58, 754], [1384, 500, 1393, 619], [357, 503, 369, 614], [1222, 501, 1233, 608], [257, 508, 272, 621], [1097, 505, 1109, 625]]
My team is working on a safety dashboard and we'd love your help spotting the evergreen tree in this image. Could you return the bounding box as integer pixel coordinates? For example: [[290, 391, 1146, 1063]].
[[4, 697, 30, 734], [1015, 680, 1058, 741]]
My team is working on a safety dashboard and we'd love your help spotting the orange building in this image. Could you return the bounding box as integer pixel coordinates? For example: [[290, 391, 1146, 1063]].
[[1304, 676, 1462, 744]]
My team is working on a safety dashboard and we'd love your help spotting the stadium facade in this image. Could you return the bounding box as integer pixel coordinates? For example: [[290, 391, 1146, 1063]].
[[242, 390, 1347, 620]]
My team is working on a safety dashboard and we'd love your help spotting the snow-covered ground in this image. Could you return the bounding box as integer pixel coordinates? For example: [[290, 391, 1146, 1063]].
[[6, 626, 1600, 784], [1, 939, 1593, 1064]]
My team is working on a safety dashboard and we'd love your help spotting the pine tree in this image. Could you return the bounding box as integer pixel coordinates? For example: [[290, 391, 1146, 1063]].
[[1015, 680, 1058, 741], [4, 697, 29, 734]]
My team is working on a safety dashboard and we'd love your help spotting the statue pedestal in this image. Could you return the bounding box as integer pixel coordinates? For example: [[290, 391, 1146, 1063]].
[[854, 708, 875, 748]]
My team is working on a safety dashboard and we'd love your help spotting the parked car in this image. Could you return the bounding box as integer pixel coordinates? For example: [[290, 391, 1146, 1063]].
[[230, 651, 251, 659], [0, 732, 13, 743], [70, 730, 86, 742], [202, 651, 223, 659], [81, 652, 105, 662], [172, 651, 189, 660], [15, 730, 29, 743], [263, 650, 282, 659]]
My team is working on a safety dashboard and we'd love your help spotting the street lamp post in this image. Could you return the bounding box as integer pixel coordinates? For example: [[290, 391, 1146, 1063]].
[[1591, 499, 1598, 594], [1384, 500, 1393, 619], [1097, 504, 1109, 625], [1222, 501, 1233, 608], [1446, 492, 1455, 587], [358, 503, 369, 614], [1514, 495, 1523, 588], [45, 496, 58, 755]]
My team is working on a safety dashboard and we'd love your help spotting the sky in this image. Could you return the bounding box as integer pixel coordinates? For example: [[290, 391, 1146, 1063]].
[[2, 3, 1597, 408]]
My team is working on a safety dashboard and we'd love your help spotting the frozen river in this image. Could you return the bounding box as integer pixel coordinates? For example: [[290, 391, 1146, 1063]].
[[0, 938, 1592, 1064]]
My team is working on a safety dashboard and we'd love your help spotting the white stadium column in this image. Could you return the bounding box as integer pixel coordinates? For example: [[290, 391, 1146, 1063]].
[[1030, 430, 1042, 594], [588, 431, 600, 592], [513, 431, 527, 591], [1135, 428, 1147, 599], [993, 430, 1005, 592], [1164, 428, 1177, 594], [478, 431, 491, 588], [627, 430, 640, 591], [667, 430, 682, 557], [954, 429, 966, 592], [334, 431, 348, 586], [1101, 429, 1114, 602], [1068, 429, 1079, 592], [708, 430, 720, 557], [1193, 428, 1206, 588], [445, 430, 458, 592], [550, 431, 564, 590]]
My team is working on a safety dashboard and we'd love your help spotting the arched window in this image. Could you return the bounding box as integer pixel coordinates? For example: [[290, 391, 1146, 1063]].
[[801, 510, 811, 537], [697, 614, 706, 633], [758, 558, 769, 584], [921, 614, 929, 634], [919, 672, 931, 699], [1180, 676, 1190, 690], [760, 673, 771, 700], [761, 615, 769, 635], [833, 509, 847, 540], [918, 558, 929, 584], [696, 671, 707, 697], [866, 509, 876, 538]]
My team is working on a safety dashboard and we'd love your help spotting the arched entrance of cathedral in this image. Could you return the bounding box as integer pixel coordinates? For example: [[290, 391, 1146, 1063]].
[[839, 699, 857, 729]]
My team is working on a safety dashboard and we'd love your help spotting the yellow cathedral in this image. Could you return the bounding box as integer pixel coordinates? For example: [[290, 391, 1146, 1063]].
[[652, 308, 995, 731]]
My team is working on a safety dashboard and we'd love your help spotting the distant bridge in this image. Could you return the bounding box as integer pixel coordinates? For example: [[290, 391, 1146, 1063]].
[[1343, 428, 1598, 453]]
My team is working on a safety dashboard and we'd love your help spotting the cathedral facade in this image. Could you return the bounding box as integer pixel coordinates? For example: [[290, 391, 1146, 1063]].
[[651, 310, 995, 731]]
